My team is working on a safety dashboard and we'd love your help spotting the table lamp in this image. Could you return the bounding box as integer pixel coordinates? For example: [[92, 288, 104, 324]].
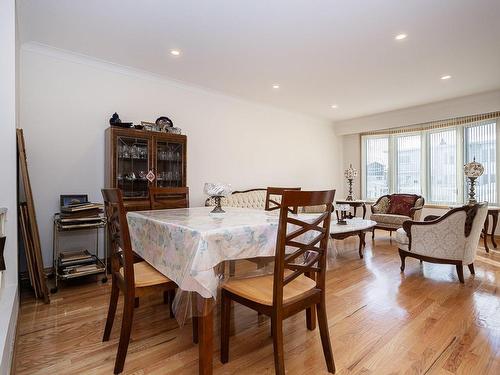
[[344, 164, 358, 201], [463, 157, 484, 205]]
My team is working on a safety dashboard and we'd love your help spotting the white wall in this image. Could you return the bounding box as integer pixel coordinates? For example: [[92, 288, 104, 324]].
[[335, 89, 500, 136], [0, 0, 19, 373], [20, 43, 342, 267]]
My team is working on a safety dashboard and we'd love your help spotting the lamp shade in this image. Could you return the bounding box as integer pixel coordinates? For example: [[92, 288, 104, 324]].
[[344, 164, 358, 179], [464, 158, 484, 178]]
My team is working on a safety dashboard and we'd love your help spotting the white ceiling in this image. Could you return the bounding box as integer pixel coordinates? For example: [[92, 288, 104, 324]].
[[17, 0, 500, 121]]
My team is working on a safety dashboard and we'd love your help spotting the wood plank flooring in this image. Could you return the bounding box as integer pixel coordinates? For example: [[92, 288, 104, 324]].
[[13, 233, 500, 374]]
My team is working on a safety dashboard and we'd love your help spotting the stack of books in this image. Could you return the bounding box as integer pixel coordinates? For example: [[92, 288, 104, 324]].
[[59, 202, 105, 229], [58, 250, 105, 278]]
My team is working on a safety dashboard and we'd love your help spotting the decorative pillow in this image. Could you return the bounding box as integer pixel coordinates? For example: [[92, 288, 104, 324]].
[[387, 194, 418, 217]]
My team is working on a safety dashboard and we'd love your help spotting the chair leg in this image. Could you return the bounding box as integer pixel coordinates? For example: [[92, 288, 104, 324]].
[[271, 315, 285, 375], [372, 228, 375, 240], [305, 271, 316, 330], [306, 306, 316, 330], [317, 302, 336, 374], [134, 297, 139, 308], [220, 291, 231, 363], [192, 316, 199, 344], [114, 295, 135, 374], [456, 264, 465, 283], [103, 278, 119, 341], [168, 289, 176, 318], [468, 263, 475, 275], [398, 249, 406, 272]]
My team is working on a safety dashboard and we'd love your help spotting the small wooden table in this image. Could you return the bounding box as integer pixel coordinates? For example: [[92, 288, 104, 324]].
[[335, 200, 367, 219], [330, 218, 376, 258], [483, 207, 500, 253]]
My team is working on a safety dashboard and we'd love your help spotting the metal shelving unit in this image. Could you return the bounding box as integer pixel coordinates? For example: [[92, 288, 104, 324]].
[[51, 213, 108, 293]]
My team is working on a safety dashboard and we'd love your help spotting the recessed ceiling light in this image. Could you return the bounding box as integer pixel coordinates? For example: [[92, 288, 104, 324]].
[[272, 84, 280, 89], [395, 33, 407, 40], [170, 49, 181, 56], [441, 75, 452, 80], [331, 104, 338, 109]]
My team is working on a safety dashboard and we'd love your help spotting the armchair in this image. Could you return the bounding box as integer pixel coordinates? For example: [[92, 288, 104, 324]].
[[395, 203, 488, 283], [370, 194, 424, 239]]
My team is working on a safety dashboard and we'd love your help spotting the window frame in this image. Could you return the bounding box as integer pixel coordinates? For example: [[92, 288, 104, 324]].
[[361, 118, 499, 205]]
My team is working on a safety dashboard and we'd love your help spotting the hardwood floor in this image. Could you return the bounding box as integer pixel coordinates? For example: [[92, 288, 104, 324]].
[[13, 233, 500, 374]]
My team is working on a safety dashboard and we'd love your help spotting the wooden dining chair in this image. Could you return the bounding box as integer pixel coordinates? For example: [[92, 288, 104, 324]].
[[265, 186, 301, 213], [221, 189, 336, 374], [101, 188, 178, 374], [149, 186, 189, 210]]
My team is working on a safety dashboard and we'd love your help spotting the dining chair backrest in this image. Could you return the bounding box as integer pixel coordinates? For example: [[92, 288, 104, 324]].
[[101, 188, 135, 291], [265, 187, 302, 214], [149, 187, 190, 210], [273, 189, 335, 307]]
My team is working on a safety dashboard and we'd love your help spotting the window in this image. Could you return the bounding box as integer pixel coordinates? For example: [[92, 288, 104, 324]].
[[465, 121, 496, 203], [364, 137, 389, 200], [395, 134, 421, 194], [361, 115, 499, 205], [428, 129, 457, 204]]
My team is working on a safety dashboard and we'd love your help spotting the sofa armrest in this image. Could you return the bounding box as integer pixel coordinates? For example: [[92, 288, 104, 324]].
[[423, 214, 440, 221], [409, 206, 424, 219], [371, 195, 390, 214]]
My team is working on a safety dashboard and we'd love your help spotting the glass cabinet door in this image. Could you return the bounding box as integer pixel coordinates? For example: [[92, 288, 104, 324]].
[[155, 140, 184, 187], [116, 136, 150, 198]]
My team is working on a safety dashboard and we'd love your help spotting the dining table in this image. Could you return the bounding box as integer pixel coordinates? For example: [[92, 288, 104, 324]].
[[126, 206, 319, 374]]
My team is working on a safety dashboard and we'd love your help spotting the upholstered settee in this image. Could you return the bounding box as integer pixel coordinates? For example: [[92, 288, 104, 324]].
[[395, 203, 488, 283], [205, 188, 268, 209], [370, 194, 425, 239]]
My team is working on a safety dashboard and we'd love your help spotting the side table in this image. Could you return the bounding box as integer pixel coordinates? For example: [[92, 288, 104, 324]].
[[335, 200, 367, 219]]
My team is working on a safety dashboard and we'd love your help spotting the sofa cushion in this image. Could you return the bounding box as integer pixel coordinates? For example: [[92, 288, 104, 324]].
[[370, 213, 410, 226], [387, 194, 418, 216]]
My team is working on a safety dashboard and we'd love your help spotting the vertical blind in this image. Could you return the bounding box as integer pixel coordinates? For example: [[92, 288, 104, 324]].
[[465, 121, 496, 203], [365, 137, 389, 200], [428, 129, 457, 204], [395, 135, 421, 194]]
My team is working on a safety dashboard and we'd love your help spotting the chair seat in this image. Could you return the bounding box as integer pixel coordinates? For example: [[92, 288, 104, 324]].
[[120, 261, 172, 288], [370, 213, 410, 227], [222, 272, 317, 306]]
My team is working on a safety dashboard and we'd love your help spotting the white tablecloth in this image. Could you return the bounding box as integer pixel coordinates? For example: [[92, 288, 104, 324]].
[[127, 207, 317, 299]]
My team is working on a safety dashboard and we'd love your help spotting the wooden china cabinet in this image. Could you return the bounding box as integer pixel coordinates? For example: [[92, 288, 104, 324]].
[[105, 127, 187, 211]]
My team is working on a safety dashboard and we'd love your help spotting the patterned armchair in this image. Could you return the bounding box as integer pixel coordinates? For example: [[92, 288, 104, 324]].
[[395, 203, 488, 283], [370, 194, 425, 239]]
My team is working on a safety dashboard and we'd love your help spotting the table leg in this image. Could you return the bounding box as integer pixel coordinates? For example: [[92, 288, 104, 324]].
[[358, 232, 364, 259], [198, 296, 213, 375], [484, 215, 490, 253], [491, 211, 498, 249]]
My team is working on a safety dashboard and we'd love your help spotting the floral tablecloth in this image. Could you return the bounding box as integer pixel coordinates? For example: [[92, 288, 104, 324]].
[[127, 207, 294, 299]]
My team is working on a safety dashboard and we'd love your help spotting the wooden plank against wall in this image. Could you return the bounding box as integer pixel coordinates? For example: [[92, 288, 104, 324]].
[[17, 128, 50, 303]]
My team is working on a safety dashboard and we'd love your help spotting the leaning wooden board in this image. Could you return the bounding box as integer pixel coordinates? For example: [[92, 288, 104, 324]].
[[17, 129, 50, 303]]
